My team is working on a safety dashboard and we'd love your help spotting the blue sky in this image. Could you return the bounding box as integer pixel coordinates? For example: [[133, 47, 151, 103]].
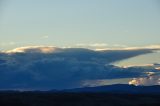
[[0, 0, 160, 50], [0, 0, 160, 89]]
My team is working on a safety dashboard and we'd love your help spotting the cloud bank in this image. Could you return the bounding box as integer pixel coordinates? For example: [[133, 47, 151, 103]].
[[0, 46, 159, 90]]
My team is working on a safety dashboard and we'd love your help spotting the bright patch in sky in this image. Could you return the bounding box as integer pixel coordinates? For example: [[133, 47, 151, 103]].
[[115, 51, 160, 66]]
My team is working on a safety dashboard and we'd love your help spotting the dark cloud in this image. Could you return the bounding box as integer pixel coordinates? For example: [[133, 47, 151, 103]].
[[0, 46, 159, 90]]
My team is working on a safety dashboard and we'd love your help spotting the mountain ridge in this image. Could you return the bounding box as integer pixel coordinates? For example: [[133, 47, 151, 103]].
[[60, 84, 160, 94]]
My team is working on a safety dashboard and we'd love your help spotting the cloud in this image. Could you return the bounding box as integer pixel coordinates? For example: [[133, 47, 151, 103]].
[[75, 43, 109, 50], [0, 46, 159, 90], [76, 43, 108, 47], [0, 42, 17, 47], [6, 46, 62, 53], [4, 46, 155, 64], [129, 73, 160, 86], [89, 43, 108, 47], [98, 44, 160, 51], [75, 44, 160, 52], [41, 35, 49, 39]]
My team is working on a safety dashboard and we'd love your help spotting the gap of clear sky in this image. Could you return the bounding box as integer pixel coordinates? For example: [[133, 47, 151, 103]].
[[0, 0, 160, 50]]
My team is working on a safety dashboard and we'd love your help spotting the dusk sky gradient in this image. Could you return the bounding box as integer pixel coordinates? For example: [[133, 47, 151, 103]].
[[0, 0, 160, 50], [0, 0, 160, 89]]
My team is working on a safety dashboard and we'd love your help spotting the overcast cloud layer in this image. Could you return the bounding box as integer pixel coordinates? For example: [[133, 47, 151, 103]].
[[0, 46, 160, 90]]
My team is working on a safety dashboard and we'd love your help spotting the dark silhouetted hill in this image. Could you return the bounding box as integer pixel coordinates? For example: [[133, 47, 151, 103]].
[[62, 84, 160, 94], [0, 84, 160, 106]]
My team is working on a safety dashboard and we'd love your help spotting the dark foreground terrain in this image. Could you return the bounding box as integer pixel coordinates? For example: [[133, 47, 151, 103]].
[[0, 92, 160, 106]]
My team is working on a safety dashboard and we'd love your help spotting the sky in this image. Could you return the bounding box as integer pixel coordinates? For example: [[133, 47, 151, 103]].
[[0, 0, 160, 50], [115, 51, 160, 66], [0, 0, 160, 89]]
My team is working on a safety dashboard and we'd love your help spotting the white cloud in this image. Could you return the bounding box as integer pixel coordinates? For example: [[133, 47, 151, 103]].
[[75, 43, 108, 49], [42, 35, 49, 39], [0, 42, 17, 46], [89, 43, 108, 47], [79, 44, 160, 51], [129, 72, 160, 86], [6, 46, 62, 53], [112, 44, 128, 48], [123, 45, 160, 50]]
